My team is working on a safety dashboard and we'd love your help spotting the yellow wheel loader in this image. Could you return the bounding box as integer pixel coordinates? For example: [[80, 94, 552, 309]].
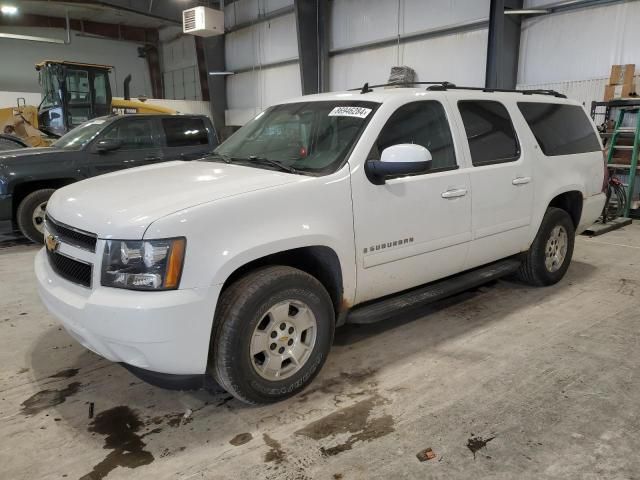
[[0, 60, 174, 148]]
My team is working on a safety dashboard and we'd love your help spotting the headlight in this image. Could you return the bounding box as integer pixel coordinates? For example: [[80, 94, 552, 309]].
[[101, 238, 186, 291]]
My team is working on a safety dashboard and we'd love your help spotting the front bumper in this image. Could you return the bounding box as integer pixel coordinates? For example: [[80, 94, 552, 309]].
[[35, 248, 221, 375]]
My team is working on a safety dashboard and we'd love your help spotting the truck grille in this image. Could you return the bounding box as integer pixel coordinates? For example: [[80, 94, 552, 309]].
[[47, 249, 93, 288], [45, 215, 97, 252]]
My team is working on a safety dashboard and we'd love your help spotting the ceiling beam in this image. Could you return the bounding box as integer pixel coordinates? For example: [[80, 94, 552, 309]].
[[0, 13, 159, 44]]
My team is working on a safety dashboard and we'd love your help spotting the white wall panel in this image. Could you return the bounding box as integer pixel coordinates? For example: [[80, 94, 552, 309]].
[[160, 27, 202, 100], [523, 0, 555, 6], [226, 12, 298, 70], [330, 29, 488, 91], [0, 27, 151, 97], [330, 0, 489, 50], [402, 0, 489, 35], [519, 2, 640, 84], [330, 0, 399, 50], [224, 0, 293, 28], [0, 91, 41, 107], [226, 63, 301, 125]]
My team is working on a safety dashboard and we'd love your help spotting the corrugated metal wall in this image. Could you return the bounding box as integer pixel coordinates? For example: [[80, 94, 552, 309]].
[[329, 0, 490, 90], [223, 0, 491, 125], [160, 27, 202, 101], [518, 1, 640, 85], [224, 0, 300, 126]]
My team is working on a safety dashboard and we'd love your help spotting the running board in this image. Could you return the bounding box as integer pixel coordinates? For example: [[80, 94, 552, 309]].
[[346, 258, 521, 325]]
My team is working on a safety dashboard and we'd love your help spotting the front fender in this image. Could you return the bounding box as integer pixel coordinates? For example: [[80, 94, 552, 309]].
[[144, 170, 357, 304]]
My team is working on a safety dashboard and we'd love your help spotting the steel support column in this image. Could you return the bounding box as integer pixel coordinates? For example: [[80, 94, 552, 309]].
[[485, 0, 523, 89], [201, 35, 230, 140], [294, 0, 329, 95]]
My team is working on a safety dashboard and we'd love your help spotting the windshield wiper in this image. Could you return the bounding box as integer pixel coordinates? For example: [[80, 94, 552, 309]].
[[247, 155, 299, 174], [207, 151, 233, 164]]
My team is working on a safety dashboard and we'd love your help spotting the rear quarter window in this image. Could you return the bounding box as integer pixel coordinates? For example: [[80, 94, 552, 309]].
[[517, 103, 601, 156], [162, 117, 209, 147], [458, 100, 520, 166]]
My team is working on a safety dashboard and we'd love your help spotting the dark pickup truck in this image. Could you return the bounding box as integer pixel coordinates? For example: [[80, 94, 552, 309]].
[[0, 114, 217, 242]]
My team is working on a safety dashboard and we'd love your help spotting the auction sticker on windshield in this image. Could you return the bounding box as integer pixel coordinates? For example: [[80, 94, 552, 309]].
[[328, 106, 372, 118]]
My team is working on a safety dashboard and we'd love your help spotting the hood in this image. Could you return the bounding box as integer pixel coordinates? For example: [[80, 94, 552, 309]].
[[46, 160, 301, 239], [0, 147, 70, 169]]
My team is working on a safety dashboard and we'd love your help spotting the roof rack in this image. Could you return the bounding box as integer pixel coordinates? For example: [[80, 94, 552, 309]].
[[426, 84, 567, 98], [350, 81, 566, 98], [349, 81, 455, 94]]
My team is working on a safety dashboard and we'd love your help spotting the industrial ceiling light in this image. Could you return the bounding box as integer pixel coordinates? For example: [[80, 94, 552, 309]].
[[1, 5, 18, 15]]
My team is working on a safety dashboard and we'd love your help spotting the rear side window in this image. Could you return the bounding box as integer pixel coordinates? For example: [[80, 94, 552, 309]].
[[458, 100, 520, 166], [162, 117, 209, 147], [102, 118, 155, 149], [375, 101, 457, 170], [518, 103, 601, 156]]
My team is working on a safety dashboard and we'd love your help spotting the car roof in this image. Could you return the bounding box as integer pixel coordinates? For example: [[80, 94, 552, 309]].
[[93, 113, 209, 123], [279, 86, 581, 107]]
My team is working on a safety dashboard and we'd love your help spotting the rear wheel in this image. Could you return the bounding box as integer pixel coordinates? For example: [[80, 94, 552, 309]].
[[210, 266, 334, 404], [517, 207, 575, 286], [16, 188, 55, 244]]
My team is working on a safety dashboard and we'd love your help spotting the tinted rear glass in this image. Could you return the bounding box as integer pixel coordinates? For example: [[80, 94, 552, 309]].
[[517, 103, 601, 156], [458, 100, 520, 166], [162, 117, 209, 147]]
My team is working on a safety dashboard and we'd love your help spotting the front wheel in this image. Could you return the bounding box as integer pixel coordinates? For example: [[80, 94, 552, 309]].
[[210, 266, 335, 404], [16, 188, 55, 244], [517, 207, 575, 286]]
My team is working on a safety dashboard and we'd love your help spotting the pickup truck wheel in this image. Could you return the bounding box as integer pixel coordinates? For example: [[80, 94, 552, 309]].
[[210, 266, 335, 404], [518, 207, 575, 286], [16, 188, 55, 244]]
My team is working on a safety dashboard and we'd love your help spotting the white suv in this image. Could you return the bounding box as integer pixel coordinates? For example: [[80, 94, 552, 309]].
[[36, 84, 606, 404]]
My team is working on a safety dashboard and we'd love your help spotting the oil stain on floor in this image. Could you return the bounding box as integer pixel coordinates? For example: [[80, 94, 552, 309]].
[[49, 368, 80, 379], [21, 382, 81, 416], [79, 406, 154, 480], [263, 433, 286, 464], [466, 434, 496, 459], [230, 432, 253, 446], [295, 395, 394, 456]]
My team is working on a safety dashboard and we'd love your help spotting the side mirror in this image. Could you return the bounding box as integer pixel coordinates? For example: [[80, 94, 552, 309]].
[[365, 144, 432, 185], [95, 139, 122, 153]]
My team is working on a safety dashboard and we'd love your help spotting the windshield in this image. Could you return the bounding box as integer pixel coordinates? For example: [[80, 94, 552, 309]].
[[210, 101, 379, 175], [53, 118, 109, 150], [38, 67, 63, 110]]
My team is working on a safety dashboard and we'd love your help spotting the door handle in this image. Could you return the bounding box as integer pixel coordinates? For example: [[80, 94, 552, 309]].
[[512, 176, 531, 185], [144, 156, 160, 161], [441, 188, 468, 199]]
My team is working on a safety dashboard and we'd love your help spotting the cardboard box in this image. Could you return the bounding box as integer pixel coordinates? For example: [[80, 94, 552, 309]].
[[604, 83, 635, 101], [609, 64, 635, 85]]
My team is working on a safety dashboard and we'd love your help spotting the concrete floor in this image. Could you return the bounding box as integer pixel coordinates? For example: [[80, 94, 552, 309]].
[[1, 225, 640, 480]]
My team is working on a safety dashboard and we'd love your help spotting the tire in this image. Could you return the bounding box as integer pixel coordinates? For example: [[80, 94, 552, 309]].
[[16, 188, 55, 244], [210, 266, 335, 404], [517, 207, 575, 286]]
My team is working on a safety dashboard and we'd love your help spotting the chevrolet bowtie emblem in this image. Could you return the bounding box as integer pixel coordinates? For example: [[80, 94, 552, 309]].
[[45, 234, 60, 253]]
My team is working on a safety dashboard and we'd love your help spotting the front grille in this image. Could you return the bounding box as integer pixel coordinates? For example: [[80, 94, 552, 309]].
[[47, 249, 92, 288], [45, 215, 97, 252]]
